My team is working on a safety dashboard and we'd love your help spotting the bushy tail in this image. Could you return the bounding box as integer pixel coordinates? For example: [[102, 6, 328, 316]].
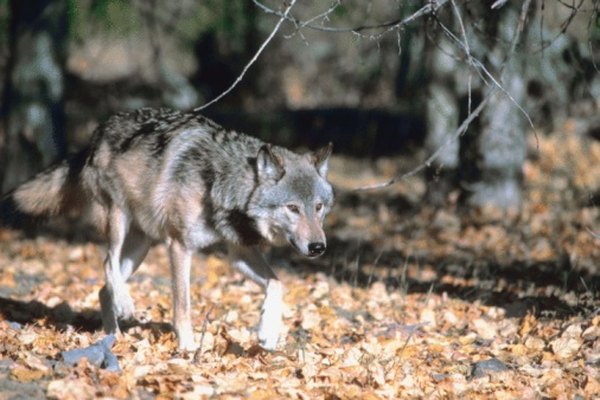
[[0, 151, 88, 229]]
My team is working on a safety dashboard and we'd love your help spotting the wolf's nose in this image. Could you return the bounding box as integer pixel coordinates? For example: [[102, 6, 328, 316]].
[[308, 242, 326, 257]]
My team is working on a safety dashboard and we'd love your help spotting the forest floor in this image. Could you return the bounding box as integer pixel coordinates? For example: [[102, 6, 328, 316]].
[[0, 123, 599, 399]]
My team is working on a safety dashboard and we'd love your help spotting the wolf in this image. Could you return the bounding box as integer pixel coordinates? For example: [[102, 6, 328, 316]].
[[0, 107, 334, 351]]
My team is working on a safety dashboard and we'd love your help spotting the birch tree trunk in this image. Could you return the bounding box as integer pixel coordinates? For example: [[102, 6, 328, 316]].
[[424, 2, 530, 210]]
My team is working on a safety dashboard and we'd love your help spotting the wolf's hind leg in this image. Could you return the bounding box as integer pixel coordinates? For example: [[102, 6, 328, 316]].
[[227, 245, 283, 351], [100, 224, 151, 333], [100, 207, 135, 334], [119, 227, 151, 282]]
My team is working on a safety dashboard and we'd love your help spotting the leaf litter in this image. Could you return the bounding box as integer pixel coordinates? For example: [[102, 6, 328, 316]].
[[0, 124, 599, 399]]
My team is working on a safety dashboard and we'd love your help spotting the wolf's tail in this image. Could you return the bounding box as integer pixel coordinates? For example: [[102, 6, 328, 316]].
[[0, 151, 88, 228]]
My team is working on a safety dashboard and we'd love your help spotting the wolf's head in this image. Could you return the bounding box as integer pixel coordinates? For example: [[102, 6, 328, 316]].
[[248, 143, 334, 258]]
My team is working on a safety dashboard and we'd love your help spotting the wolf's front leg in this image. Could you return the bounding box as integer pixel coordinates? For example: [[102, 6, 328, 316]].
[[228, 245, 284, 350], [258, 279, 284, 350], [168, 239, 196, 351]]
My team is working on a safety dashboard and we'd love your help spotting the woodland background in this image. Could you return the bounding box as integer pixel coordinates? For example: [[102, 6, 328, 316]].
[[0, 1, 599, 398]]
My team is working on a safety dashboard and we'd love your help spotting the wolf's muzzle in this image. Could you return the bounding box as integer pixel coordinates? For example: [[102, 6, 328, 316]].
[[308, 242, 326, 257]]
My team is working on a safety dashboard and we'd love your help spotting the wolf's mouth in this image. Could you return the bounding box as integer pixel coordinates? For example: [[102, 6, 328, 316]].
[[288, 238, 320, 259], [288, 238, 302, 253]]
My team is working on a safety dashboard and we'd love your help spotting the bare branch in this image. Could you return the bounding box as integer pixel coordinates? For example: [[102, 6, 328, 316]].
[[434, 0, 537, 138], [354, 90, 494, 191], [355, 0, 535, 192], [254, 0, 451, 35], [193, 0, 298, 112], [587, 226, 600, 240], [533, 0, 586, 54], [449, 0, 473, 114]]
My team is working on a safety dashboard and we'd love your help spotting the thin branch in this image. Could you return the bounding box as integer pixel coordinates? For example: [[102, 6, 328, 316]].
[[355, 90, 494, 191], [193, 304, 215, 364], [449, 0, 473, 115], [298, 0, 341, 27], [280, 0, 342, 43], [193, 0, 298, 112], [587, 0, 600, 73], [435, 1, 536, 136], [254, 0, 451, 35], [533, 0, 586, 54], [586, 226, 600, 240]]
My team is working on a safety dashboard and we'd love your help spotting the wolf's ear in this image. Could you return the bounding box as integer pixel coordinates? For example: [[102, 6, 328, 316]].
[[311, 142, 333, 177], [257, 144, 285, 181]]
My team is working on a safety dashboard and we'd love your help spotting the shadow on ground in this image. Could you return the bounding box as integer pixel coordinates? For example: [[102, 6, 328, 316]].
[[0, 297, 172, 335]]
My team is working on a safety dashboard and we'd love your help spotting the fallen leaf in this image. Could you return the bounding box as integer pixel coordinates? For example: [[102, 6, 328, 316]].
[[472, 318, 497, 340], [10, 365, 48, 382], [550, 337, 582, 359]]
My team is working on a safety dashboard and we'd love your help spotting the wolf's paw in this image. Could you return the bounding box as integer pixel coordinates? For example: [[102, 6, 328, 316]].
[[258, 280, 284, 351], [99, 285, 136, 322], [176, 325, 197, 352], [113, 291, 136, 321], [258, 317, 282, 351]]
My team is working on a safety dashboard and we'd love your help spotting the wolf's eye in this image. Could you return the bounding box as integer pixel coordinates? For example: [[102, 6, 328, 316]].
[[315, 202, 323, 212], [287, 204, 300, 214]]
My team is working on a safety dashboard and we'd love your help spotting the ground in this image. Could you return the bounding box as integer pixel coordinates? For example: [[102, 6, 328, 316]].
[[0, 124, 599, 399]]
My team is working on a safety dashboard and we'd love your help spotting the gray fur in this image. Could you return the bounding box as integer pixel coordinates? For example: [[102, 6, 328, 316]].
[[0, 107, 334, 351]]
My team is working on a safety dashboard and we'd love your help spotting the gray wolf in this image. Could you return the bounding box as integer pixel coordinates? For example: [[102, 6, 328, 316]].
[[0, 108, 334, 351]]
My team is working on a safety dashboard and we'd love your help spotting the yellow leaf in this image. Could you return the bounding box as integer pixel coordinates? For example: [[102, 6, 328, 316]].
[[510, 343, 528, 357], [459, 333, 477, 346], [247, 389, 276, 400], [519, 313, 537, 337], [10, 365, 47, 382]]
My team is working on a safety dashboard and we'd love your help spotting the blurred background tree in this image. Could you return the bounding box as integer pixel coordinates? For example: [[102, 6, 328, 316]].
[[1, 0, 68, 192], [0, 0, 597, 211]]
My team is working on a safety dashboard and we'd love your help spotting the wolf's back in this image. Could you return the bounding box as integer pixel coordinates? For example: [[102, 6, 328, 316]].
[[0, 151, 88, 228]]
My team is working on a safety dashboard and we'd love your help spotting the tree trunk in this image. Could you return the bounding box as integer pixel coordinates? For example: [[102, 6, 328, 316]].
[[423, 2, 530, 211], [423, 33, 461, 207], [1, 0, 67, 192], [460, 63, 526, 209], [458, 5, 528, 210]]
